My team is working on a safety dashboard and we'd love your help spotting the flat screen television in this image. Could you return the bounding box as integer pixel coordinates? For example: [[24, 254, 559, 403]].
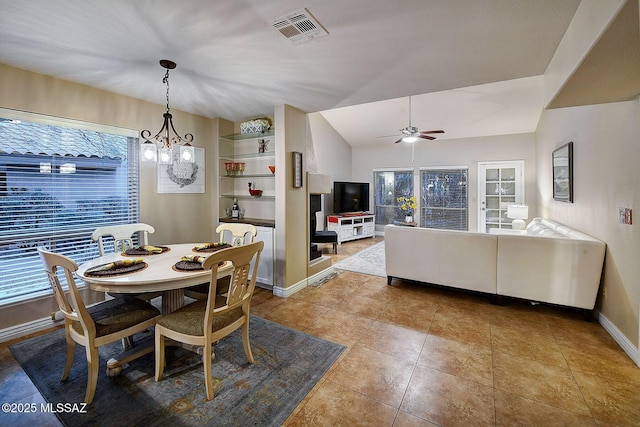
[[333, 181, 370, 214]]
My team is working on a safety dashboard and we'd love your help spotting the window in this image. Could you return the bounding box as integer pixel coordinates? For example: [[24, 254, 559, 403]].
[[0, 114, 139, 304], [420, 168, 468, 230], [373, 170, 413, 225]]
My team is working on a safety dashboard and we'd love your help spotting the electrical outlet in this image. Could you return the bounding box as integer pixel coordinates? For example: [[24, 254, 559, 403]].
[[603, 287, 607, 298]]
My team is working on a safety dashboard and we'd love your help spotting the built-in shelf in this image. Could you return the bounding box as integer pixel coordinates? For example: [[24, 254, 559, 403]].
[[220, 173, 274, 179], [220, 194, 275, 200], [220, 152, 275, 161], [221, 174, 274, 178], [220, 130, 275, 141]]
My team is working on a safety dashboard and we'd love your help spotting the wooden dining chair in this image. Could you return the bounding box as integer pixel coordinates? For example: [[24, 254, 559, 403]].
[[91, 223, 155, 256], [37, 247, 160, 404], [155, 240, 264, 401], [216, 223, 257, 247], [92, 223, 159, 303], [184, 223, 257, 300]]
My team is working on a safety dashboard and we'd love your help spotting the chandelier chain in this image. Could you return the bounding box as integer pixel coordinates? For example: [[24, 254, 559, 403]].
[[163, 69, 171, 113]]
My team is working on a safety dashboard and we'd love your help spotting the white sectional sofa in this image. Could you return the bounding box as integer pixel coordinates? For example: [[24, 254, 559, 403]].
[[384, 218, 606, 311]]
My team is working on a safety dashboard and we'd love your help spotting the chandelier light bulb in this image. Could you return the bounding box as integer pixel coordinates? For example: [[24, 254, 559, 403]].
[[158, 148, 172, 164]]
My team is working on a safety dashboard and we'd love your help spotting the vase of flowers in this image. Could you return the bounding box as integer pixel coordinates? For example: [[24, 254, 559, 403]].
[[397, 195, 417, 223]]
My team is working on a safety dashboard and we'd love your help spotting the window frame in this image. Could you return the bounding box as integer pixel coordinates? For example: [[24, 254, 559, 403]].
[[373, 168, 415, 228]]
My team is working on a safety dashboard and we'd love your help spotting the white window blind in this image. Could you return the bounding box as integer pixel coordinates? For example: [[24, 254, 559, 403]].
[[420, 168, 468, 230], [0, 117, 139, 304]]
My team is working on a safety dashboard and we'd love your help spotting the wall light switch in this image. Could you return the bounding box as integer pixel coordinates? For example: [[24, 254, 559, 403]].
[[619, 208, 626, 224]]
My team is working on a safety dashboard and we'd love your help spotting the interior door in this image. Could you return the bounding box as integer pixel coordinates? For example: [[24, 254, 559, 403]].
[[478, 161, 524, 233]]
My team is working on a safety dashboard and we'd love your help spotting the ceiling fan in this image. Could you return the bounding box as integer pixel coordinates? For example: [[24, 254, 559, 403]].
[[389, 96, 444, 144]]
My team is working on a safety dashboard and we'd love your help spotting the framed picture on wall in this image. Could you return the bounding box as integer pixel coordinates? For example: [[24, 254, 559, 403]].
[[157, 147, 205, 194], [552, 142, 573, 202], [292, 151, 303, 188]]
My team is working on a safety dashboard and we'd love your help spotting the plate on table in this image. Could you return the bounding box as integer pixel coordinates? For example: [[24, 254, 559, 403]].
[[192, 243, 232, 253], [172, 260, 227, 272], [85, 260, 148, 277], [122, 245, 170, 256]]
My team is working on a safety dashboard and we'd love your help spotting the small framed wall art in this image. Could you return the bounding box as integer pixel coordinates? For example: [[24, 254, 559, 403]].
[[552, 141, 573, 202], [292, 151, 303, 188], [157, 147, 205, 194]]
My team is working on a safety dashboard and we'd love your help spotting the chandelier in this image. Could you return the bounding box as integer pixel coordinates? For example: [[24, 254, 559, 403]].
[[140, 60, 195, 164]]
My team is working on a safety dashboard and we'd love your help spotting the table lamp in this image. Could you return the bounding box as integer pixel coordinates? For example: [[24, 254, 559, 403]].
[[507, 204, 529, 230]]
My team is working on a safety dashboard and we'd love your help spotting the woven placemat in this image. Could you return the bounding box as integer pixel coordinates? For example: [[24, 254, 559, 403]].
[[122, 246, 170, 256], [192, 243, 232, 253], [172, 260, 227, 272], [85, 262, 148, 277]]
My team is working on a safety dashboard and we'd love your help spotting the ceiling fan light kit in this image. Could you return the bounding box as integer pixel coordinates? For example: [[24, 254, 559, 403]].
[[390, 96, 445, 144]]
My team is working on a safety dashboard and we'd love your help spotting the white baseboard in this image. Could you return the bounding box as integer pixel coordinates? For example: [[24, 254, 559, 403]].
[[598, 311, 640, 366], [307, 266, 336, 287], [272, 266, 335, 298], [0, 316, 61, 344]]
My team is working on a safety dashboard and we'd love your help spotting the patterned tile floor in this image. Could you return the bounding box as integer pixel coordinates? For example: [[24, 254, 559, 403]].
[[2, 236, 639, 426]]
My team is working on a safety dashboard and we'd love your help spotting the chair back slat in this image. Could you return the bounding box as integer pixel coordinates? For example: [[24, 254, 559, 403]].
[[91, 223, 155, 255], [202, 241, 263, 323], [216, 223, 257, 247], [44, 269, 73, 315]]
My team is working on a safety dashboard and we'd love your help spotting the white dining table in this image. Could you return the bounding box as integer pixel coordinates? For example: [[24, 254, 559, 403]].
[[77, 243, 232, 314]]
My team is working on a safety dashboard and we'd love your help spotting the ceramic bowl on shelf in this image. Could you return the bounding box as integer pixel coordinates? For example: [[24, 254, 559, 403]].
[[268, 165, 275, 174], [249, 189, 263, 197]]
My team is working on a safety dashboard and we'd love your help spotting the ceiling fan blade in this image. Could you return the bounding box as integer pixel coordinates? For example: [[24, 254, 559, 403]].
[[393, 138, 403, 144], [376, 134, 401, 138], [419, 130, 445, 135], [418, 135, 436, 140]]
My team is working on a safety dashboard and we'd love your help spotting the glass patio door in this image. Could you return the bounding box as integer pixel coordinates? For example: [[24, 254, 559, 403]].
[[478, 161, 524, 233]]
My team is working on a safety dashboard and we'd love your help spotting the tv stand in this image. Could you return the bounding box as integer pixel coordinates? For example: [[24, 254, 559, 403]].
[[327, 214, 375, 244]]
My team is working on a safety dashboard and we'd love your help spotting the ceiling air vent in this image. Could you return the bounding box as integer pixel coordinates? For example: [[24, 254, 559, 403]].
[[272, 8, 328, 45]]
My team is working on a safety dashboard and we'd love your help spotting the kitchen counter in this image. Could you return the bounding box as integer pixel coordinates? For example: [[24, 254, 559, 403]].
[[220, 217, 275, 228]]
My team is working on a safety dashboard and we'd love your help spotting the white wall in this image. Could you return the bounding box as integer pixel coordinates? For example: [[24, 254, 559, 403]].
[[307, 112, 352, 214], [351, 133, 538, 232], [536, 99, 640, 346]]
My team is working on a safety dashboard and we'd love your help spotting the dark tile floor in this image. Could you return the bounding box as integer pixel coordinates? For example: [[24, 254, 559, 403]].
[[2, 236, 639, 426]]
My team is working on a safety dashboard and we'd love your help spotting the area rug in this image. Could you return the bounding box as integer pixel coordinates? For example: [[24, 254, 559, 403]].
[[332, 241, 386, 277], [9, 315, 345, 427]]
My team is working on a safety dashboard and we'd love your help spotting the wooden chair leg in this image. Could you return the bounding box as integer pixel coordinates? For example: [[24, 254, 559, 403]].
[[242, 321, 254, 364], [84, 346, 99, 404], [62, 329, 75, 381], [203, 343, 214, 401], [333, 242, 337, 254], [155, 329, 165, 382]]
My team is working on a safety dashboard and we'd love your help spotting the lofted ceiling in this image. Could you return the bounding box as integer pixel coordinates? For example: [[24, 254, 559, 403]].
[[1, 0, 634, 147]]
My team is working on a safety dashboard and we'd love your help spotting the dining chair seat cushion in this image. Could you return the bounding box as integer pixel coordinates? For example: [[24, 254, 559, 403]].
[[71, 297, 160, 337], [157, 297, 242, 336]]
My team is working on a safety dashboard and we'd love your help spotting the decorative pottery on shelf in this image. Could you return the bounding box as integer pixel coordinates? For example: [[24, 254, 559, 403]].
[[405, 215, 413, 223], [248, 182, 262, 197], [240, 118, 271, 135], [224, 162, 245, 176]]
